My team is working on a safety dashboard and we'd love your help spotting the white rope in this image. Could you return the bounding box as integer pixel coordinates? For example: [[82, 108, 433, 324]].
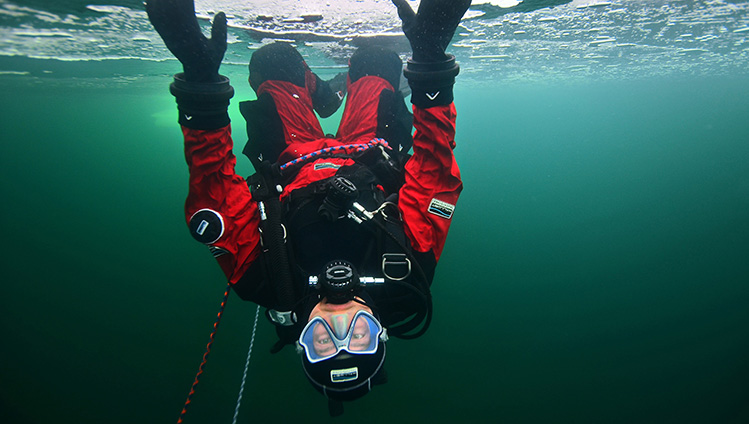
[[232, 304, 261, 424]]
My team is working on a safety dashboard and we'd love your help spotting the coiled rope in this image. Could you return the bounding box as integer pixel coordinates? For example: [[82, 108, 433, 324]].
[[231, 304, 261, 424], [176, 283, 231, 424]]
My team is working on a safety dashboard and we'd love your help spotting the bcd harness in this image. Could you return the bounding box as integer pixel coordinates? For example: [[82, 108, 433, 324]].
[[247, 139, 434, 347]]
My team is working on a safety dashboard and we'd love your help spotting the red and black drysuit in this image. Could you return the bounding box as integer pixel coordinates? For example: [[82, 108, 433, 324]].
[[178, 70, 462, 334]]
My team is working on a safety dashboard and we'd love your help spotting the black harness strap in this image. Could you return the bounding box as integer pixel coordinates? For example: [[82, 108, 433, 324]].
[[247, 161, 296, 312]]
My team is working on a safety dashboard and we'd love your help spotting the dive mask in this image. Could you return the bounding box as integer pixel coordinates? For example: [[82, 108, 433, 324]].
[[299, 310, 385, 363]]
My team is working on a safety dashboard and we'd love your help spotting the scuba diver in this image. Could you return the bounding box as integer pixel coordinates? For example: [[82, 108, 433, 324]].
[[146, 0, 470, 415]]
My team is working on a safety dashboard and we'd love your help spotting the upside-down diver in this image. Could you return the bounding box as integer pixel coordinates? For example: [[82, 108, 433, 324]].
[[146, 0, 470, 416]]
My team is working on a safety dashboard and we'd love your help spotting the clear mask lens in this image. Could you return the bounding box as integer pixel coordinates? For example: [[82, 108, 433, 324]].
[[299, 310, 382, 363]]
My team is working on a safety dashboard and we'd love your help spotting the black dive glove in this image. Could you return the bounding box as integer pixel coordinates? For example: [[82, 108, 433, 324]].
[[392, 0, 471, 107], [313, 72, 347, 119], [146, 0, 234, 129]]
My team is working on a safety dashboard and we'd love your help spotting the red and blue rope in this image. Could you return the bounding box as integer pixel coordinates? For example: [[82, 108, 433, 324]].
[[279, 138, 390, 172], [176, 283, 232, 424]]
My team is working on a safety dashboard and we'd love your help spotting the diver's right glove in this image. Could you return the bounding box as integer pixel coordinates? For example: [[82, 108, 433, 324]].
[[392, 0, 472, 107], [146, 0, 234, 129]]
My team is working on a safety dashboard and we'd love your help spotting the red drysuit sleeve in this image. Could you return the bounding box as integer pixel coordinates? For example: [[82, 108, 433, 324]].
[[398, 104, 463, 261], [182, 125, 262, 284]]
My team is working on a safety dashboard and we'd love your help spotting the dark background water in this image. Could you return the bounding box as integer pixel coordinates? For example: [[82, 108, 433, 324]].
[[1, 65, 748, 423]]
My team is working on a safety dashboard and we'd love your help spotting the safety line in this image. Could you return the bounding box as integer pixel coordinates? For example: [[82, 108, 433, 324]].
[[232, 304, 261, 424], [176, 283, 232, 424]]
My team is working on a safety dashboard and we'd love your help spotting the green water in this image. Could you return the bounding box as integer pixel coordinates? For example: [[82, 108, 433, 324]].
[[1, 66, 748, 423]]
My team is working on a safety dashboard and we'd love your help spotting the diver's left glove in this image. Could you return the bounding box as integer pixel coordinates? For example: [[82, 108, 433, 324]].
[[146, 0, 234, 129], [392, 0, 471, 108]]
